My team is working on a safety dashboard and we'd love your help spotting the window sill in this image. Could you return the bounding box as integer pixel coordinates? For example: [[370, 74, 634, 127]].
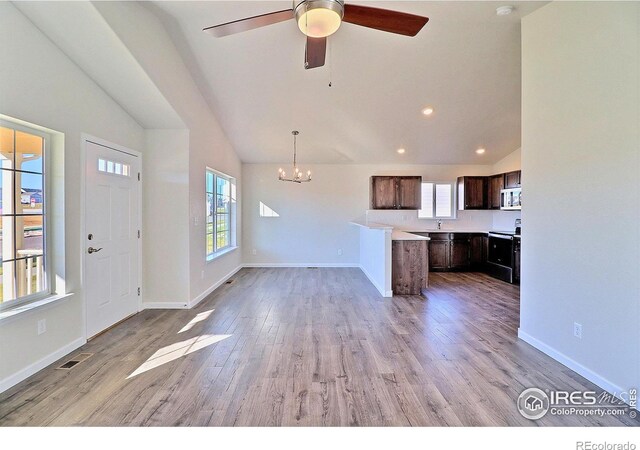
[[0, 293, 74, 324], [206, 246, 238, 263]]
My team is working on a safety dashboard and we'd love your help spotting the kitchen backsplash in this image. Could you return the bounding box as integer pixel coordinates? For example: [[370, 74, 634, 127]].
[[364, 209, 521, 232]]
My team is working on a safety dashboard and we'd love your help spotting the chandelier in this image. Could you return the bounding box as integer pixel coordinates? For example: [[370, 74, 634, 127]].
[[278, 130, 311, 183]]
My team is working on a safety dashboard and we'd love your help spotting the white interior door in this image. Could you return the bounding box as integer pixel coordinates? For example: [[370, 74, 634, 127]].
[[85, 140, 140, 338]]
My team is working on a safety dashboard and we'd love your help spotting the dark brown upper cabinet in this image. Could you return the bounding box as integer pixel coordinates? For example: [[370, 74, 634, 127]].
[[488, 174, 505, 210], [370, 176, 421, 210], [457, 176, 487, 210], [505, 170, 521, 189]]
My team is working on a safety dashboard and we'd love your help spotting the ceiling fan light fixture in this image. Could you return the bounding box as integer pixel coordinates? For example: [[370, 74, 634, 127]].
[[296, 0, 344, 38]]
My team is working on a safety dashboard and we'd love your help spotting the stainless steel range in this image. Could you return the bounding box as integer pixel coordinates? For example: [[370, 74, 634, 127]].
[[486, 231, 516, 283]]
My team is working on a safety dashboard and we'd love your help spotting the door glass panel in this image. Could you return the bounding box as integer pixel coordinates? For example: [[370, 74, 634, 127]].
[[15, 130, 43, 174]]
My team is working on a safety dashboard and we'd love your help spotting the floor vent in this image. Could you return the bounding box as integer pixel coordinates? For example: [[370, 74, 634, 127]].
[[307, 267, 318, 269], [56, 352, 93, 370]]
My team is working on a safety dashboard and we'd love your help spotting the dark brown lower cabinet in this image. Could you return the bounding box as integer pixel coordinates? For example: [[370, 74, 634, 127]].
[[427, 239, 449, 270], [428, 233, 486, 272], [392, 240, 429, 295], [450, 239, 471, 269], [470, 235, 485, 267]]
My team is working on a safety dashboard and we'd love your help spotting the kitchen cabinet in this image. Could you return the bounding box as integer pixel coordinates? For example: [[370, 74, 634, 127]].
[[488, 174, 505, 210], [427, 233, 484, 271], [450, 238, 471, 269], [428, 235, 450, 271], [392, 240, 429, 295], [370, 176, 396, 209], [457, 176, 487, 210], [370, 176, 421, 210], [470, 235, 485, 267], [505, 171, 521, 189]]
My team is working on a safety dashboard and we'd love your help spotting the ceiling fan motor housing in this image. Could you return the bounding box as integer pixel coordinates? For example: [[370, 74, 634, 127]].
[[295, 0, 345, 38]]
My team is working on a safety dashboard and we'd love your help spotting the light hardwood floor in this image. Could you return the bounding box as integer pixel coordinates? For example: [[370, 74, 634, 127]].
[[0, 268, 636, 426]]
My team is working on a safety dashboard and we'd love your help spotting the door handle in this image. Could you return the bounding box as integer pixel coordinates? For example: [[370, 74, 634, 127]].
[[88, 247, 103, 254]]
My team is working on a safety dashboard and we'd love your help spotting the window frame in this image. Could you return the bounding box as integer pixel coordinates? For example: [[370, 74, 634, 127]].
[[206, 168, 235, 261], [0, 120, 53, 311], [418, 181, 457, 220]]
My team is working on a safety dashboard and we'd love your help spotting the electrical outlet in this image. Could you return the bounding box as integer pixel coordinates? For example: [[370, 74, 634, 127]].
[[194, 216, 199, 226], [574, 322, 582, 339], [252, 249, 257, 255], [201, 270, 204, 280], [402, 215, 408, 221], [37, 319, 46, 335], [337, 249, 343, 256]]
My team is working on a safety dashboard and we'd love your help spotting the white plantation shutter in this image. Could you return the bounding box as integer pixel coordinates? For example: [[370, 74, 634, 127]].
[[435, 184, 453, 217], [418, 183, 434, 218]]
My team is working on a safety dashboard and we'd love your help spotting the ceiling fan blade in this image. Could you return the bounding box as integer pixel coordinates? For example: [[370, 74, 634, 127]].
[[342, 4, 429, 37], [203, 9, 294, 37], [305, 36, 326, 70]]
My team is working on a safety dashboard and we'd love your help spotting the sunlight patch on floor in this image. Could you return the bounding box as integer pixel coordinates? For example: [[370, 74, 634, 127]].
[[127, 334, 231, 379], [178, 309, 214, 333]]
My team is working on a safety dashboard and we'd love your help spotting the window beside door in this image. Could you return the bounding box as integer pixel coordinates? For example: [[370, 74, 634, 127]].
[[0, 122, 49, 306], [206, 169, 236, 260], [418, 182, 456, 219]]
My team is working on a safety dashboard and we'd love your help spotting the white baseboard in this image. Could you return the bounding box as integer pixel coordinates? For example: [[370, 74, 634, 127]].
[[142, 302, 189, 310], [0, 336, 86, 394], [358, 265, 392, 297], [242, 263, 359, 268], [518, 328, 637, 410], [189, 265, 243, 309]]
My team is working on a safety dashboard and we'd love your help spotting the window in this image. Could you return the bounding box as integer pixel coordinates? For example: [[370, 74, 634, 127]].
[[206, 169, 236, 259], [0, 123, 49, 306], [98, 158, 130, 177], [418, 182, 456, 219]]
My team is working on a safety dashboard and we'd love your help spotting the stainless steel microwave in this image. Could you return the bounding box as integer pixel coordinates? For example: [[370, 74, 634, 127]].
[[500, 188, 522, 210]]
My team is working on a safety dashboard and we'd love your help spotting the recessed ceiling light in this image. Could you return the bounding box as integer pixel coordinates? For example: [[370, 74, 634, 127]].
[[397, 148, 406, 154], [476, 148, 486, 155], [422, 107, 434, 116], [496, 6, 515, 16]]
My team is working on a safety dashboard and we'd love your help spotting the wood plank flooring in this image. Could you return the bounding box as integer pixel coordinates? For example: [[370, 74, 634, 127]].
[[0, 268, 637, 426]]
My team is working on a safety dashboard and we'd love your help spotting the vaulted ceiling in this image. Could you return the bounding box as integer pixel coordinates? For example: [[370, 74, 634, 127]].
[[150, 1, 546, 165]]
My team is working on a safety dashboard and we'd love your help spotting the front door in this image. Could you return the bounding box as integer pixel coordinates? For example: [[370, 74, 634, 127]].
[[85, 140, 140, 338]]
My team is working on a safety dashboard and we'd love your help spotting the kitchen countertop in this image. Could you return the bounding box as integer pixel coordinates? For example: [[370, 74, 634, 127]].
[[351, 220, 521, 238], [349, 220, 394, 230], [406, 229, 491, 234], [391, 230, 431, 241]]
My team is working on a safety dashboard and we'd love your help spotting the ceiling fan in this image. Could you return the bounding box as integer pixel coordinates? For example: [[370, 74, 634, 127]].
[[203, 0, 429, 70]]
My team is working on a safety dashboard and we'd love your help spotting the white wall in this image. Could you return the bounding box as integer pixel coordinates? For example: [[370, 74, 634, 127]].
[[242, 162, 524, 266], [0, 3, 144, 383], [359, 227, 392, 297], [492, 148, 521, 174], [143, 130, 190, 307], [94, 1, 243, 306], [520, 2, 639, 394]]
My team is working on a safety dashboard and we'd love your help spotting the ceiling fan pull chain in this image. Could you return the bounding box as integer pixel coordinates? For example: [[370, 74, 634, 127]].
[[328, 39, 333, 87]]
